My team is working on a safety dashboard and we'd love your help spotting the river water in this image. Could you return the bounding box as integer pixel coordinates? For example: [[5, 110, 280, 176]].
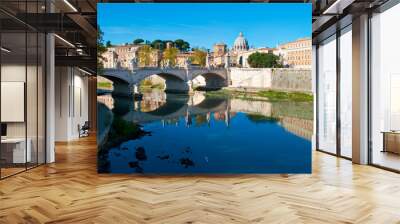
[[97, 90, 312, 174]]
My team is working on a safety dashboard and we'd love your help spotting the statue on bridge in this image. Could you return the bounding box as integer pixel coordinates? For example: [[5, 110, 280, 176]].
[[163, 59, 171, 68], [184, 57, 192, 69], [206, 52, 210, 69], [224, 54, 230, 69], [130, 57, 138, 70]]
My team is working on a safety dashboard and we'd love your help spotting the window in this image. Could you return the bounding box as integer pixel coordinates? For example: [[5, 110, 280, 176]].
[[339, 25, 352, 158], [317, 35, 337, 154], [370, 3, 400, 171], [0, 1, 46, 179]]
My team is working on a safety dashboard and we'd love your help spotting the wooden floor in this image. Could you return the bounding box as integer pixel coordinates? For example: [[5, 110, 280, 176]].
[[1, 135, 400, 224]]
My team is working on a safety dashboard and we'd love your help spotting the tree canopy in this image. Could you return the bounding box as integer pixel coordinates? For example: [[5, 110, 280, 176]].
[[174, 39, 190, 52], [151, 39, 164, 50], [106, 40, 112, 47], [133, 38, 144, 45], [190, 48, 207, 67], [97, 26, 107, 75], [138, 45, 153, 67], [247, 52, 282, 68], [162, 47, 179, 67]]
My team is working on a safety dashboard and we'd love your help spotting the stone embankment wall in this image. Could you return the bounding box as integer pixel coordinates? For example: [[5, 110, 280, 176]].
[[270, 69, 312, 93], [229, 68, 312, 93]]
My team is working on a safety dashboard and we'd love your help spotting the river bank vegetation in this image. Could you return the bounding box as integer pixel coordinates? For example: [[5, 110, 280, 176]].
[[97, 81, 112, 89], [139, 79, 165, 90], [204, 89, 313, 102]]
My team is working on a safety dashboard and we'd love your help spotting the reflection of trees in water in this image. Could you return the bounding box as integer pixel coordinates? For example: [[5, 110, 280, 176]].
[[271, 101, 313, 120], [145, 94, 189, 116], [195, 97, 225, 109], [112, 96, 133, 116], [246, 114, 278, 123], [195, 114, 208, 126]]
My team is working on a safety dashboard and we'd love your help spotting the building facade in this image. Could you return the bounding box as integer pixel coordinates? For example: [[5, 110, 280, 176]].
[[102, 33, 311, 70], [209, 33, 311, 69], [102, 44, 140, 69], [278, 38, 312, 69]]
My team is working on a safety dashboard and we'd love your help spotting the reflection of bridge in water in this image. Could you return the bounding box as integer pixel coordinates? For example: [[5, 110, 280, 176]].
[[99, 92, 314, 141], [123, 95, 230, 125]]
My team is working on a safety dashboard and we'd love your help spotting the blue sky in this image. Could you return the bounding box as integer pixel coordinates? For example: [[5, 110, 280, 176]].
[[98, 3, 311, 49]]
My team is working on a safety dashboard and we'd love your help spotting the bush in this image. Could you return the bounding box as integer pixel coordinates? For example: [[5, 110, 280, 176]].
[[247, 52, 282, 68]]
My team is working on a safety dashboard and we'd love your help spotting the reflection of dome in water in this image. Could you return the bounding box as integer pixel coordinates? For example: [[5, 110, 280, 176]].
[[233, 32, 249, 52]]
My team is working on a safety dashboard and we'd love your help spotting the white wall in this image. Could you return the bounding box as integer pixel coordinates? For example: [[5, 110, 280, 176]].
[[54, 67, 89, 141], [229, 68, 272, 88], [1, 65, 32, 138]]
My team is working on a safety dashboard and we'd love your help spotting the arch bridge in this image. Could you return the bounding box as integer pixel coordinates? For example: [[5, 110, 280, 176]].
[[101, 67, 229, 95]]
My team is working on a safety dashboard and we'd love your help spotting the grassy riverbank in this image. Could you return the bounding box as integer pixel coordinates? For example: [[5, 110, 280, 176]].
[[205, 89, 313, 102], [97, 81, 113, 89], [140, 83, 165, 91], [139, 79, 165, 91]]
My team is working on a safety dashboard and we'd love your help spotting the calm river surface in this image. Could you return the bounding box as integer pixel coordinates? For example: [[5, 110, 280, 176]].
[[98, 90, 312, 174]]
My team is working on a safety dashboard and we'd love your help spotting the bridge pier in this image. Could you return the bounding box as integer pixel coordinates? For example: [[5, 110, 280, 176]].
[[187, 80, 194, 94], [130, 83, 139, 94], [112, 81, 132, 97]]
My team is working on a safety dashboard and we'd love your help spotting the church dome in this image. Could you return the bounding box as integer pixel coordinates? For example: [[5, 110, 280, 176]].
[[233, 32, 249, 52]]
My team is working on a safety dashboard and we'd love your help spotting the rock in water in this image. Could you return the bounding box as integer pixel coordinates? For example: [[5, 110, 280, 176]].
[[135, 146, 147, 161], [180, 158, 195, 168]]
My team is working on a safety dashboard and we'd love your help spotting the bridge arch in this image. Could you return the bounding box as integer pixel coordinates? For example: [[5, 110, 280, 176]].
[[101, 69, 133, 84], [139, 72, 190, 93], [98, 74, 133, 97], [102, 67, 229, 94], [191, 72, 228, 90]]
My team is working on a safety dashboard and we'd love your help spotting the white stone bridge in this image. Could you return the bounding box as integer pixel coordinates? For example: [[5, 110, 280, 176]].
[[101, 67, 229, 94]]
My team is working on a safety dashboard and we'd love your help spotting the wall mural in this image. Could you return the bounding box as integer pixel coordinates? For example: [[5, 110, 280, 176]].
[[97, 3, 313, 174]]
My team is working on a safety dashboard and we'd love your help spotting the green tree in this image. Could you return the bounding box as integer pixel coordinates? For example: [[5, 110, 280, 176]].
[[174, 39, 190, 52], [151, 39, 165, 50], [190, 48, 207, 67], [97, 26, 107, 75], [138, 45, 153, 67], [247, 52, 282, 68], [163, 47, 179, 66], [133, 38, 144, 45], [106, 40, 112, 47]]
